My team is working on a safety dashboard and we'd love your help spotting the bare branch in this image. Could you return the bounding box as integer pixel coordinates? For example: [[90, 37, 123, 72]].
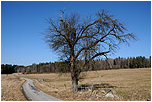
[[82, 51, 110, 69], [75, 24, 115, 59]]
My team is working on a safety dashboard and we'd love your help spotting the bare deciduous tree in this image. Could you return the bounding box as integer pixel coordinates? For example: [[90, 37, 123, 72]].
[[44, 9, 136, 92]]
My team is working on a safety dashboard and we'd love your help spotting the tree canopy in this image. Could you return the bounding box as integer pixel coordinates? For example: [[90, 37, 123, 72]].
[[44, 9, 136, 92]]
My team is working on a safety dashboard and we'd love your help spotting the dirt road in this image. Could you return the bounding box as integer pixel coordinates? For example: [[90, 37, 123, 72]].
[[21, 78, 62, 101]]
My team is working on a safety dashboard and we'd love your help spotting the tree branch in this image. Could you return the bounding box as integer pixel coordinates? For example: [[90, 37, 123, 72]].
[[75, 37, 104, 59], [75, 25, 115, 59], [82, 51, 110, 69]]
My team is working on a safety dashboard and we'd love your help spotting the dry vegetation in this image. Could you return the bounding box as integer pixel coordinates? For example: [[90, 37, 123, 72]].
[[20, 68, 151, 101], [1, 74, 27, 101]]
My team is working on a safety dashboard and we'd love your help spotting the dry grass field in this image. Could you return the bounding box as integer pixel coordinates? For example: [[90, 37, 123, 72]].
[[1, 74, 27, 101], [20, 68, 151, 101]]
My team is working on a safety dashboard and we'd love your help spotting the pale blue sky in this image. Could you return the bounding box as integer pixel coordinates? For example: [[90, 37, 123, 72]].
[[1, 1, 151, 66]]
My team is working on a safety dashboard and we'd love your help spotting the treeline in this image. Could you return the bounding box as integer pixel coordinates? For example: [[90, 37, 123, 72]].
[[1, 56, 151, 74], [83, 56, 151, 71], [1, 62, 69, 74], [1, 64, 24, 74], [113, 56, 151, 69]]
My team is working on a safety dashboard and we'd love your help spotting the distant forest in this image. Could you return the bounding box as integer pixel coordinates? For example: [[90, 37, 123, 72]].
[[1, 56, 151, 74]]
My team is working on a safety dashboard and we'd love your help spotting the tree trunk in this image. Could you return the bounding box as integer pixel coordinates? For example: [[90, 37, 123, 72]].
[[71, 75, 78, 92], [70, 52, 78, 92]]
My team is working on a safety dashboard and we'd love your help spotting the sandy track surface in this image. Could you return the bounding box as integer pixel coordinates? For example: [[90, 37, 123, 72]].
[[21, 78, 62, 101]]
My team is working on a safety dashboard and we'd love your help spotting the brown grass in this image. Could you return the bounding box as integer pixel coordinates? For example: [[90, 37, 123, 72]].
[[1, 74, 27, 101], [20, 68, 151, 101]]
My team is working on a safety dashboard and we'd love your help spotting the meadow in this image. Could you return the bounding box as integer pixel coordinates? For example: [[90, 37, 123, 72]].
[[1, 74, 27, 101], [20, 68, 151, 101]]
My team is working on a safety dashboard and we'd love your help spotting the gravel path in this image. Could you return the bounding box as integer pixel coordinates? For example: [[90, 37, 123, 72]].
[[21, 78, 62, 101]]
